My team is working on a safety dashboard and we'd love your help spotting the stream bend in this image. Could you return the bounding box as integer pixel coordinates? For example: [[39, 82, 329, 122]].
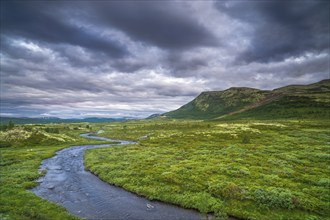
[[30, 133, 202, 220]]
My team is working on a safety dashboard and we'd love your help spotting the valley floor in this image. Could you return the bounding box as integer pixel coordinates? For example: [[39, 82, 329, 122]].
[[0, 119, 329, 220], [85, 119, 330, 220]]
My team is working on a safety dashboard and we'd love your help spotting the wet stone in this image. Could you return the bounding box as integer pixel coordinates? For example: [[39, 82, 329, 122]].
[[147, 204, 154, 209], [46, 184, 55, 189]]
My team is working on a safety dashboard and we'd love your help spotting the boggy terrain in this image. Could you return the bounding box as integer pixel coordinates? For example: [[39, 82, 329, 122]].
[[86, 119, 330, 219]]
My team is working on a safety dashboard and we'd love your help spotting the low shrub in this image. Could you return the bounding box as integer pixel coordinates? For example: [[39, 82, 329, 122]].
[[253, 187, 295, 209]]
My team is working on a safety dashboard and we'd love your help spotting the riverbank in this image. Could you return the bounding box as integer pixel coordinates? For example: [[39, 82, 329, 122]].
[[30, 133, 202, 220]]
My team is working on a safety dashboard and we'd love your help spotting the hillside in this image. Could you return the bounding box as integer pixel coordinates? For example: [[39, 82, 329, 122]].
[[163, 79, 330, 120]]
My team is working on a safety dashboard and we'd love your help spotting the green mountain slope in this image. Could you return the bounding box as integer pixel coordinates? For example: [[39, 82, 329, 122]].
[[163, 79, 330, 120]]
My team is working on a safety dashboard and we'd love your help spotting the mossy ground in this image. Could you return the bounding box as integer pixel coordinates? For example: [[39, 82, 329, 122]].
[[85, 119, 330, 220]]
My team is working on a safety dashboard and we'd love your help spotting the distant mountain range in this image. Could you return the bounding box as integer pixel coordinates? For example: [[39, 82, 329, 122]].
[[0, 117, 132, 124], [163, 79, 330, 120], [2, 80, 329, 124]]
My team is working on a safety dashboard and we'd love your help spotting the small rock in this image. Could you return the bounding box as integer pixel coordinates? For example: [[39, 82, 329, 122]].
[[53, 166, 62, 170], [47, 184, 55, 189], [38, 169, 46, 174], [146, 203, 154, 209]]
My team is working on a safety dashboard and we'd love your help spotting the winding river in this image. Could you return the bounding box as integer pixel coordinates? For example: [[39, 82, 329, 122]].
[[30, 133, 203, 220]]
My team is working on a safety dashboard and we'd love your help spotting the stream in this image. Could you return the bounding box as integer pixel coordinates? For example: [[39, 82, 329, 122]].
[[30, 133, 203, 220]]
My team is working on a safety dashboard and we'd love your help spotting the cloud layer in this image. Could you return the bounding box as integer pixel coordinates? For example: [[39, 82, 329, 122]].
[[1, 1, 329, 118]]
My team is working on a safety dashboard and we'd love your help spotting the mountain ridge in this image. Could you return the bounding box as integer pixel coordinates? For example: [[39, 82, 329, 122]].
[[163, 79, 330, 120]]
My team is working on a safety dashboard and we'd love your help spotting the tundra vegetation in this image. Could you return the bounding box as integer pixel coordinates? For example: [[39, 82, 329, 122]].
[[0, 119, 329, 219], [85, 119, 330, 220]]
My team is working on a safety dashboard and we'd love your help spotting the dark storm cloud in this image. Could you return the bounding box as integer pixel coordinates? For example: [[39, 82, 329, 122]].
[[1, 1, 217, 73], [216, 0, 330, 63], [2, 70, 104, 94], [86, 1, 218, 50], [164, 52, 208, 75], [110, 59, 147, 73], [57, 44, 109, 68], [0, 36, 50, 63], [1, 1, 127, 58], [0, 1, 329, 118]]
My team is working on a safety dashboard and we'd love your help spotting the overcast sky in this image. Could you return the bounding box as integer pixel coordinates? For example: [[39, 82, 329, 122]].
[[1, 0, 329, 118]]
